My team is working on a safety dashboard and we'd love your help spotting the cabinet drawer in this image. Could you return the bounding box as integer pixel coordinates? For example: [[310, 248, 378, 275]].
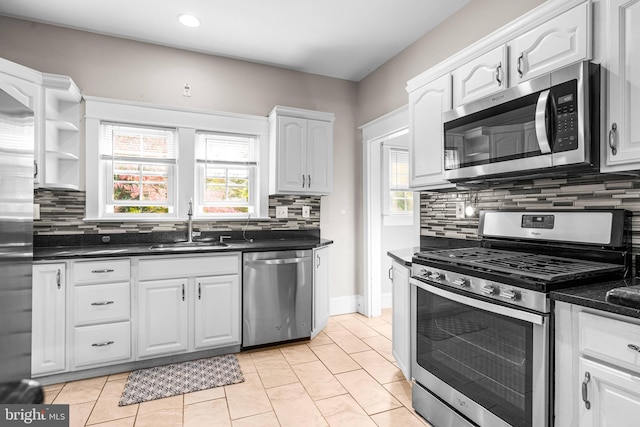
[[74, 259, 130, 284], [74, 282, 130, 326], [73, 322, 131, 367], [138, 253, 240, 280], [579, 311, 640, 373]]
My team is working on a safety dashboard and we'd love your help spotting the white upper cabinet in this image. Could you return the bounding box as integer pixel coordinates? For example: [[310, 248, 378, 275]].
[[408, 73, 454, 190], [600, 0, 640, 172], [452, 45, 507, 107], [269, 106, 334, 195], [508, 2, 590, 85]]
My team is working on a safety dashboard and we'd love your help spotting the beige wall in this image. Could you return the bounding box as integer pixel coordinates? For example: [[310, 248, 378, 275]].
[[356, 0, 545, 126], [0, 16, 360, 300], [1, 0, 546, 305]]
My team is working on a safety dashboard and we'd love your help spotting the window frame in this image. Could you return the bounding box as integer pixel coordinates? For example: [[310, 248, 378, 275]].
[[382, 143, 414, 226], [85, 96, 269, 222]]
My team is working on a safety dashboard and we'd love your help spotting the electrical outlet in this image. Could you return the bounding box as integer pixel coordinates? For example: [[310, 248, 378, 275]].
[[275, 206, 288, 218], [183, 83, 191, 97], [33, 203, 40, 220], [302, 206, 310, 218], [455, 202, 465, 219]]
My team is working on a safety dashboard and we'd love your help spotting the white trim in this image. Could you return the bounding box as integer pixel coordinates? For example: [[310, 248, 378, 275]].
[[360, 105, 419, 318], [84, 97, 269, 221], [330, 295, 363, 316]]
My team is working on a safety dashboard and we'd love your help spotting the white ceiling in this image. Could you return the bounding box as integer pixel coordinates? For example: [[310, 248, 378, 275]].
[[0, 0, 471, 82]]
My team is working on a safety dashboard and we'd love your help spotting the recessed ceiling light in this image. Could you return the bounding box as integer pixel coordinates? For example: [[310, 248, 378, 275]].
[[178, 14, 200, 28]]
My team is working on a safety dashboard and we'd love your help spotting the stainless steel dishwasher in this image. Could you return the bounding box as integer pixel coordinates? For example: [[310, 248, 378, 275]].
[[242, 250, 312, 348]]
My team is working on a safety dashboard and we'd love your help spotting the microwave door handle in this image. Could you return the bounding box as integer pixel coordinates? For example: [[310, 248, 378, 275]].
[[535, 89, 552, 154]]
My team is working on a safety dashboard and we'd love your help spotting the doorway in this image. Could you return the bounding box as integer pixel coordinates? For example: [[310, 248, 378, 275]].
[[361, 105, 419, 317]]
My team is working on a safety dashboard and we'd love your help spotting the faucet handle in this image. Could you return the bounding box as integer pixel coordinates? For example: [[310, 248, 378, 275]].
[[187, 198, 193, 216]]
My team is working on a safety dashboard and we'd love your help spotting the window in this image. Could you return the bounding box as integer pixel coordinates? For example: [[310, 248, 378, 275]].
[[195, 132, 258, 216], [100, 123, 177, 216], [84, 97, 269, 221], [384, 146, 413, 218]]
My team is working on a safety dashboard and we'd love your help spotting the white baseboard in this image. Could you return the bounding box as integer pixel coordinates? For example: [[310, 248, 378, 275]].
[[381, 292, 392, 309], [330, 295, 363, 316]]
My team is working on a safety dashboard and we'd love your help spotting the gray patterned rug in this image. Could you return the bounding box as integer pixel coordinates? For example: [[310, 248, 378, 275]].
[[118, 354, 244, 406]]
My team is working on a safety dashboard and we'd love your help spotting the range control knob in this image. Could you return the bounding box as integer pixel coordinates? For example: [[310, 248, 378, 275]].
[[480, 285, 496, 295], [499, 289, 519, 301], [428, 271, 442, 280], [452, 278, 469, 287], [417, 268, 429, 277]]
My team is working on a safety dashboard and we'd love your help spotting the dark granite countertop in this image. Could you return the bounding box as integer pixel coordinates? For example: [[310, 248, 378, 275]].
[[387, 247, 419, 267], [551, 278, 640, 320], [386, 237, 481, 267], [34, 230, 333, 261]]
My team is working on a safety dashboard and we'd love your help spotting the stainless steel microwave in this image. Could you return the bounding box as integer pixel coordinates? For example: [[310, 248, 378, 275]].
[[442, 61, 599, 183]]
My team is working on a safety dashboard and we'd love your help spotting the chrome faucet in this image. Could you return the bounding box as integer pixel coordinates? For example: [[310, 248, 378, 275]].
[[187, 198, 194, 243]]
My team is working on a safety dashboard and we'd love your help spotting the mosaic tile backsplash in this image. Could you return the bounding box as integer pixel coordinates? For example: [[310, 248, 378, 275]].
[[420, 173, 640, 251], [34, 190, 320, 235]]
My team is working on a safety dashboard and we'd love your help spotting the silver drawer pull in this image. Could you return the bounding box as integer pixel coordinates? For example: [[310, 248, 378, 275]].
[[91, 269, 115, 274], [91, 341, 114, 347], [91, 301, 115, 306], [628, 344, 640, 353], [582, 372, 591, 410]]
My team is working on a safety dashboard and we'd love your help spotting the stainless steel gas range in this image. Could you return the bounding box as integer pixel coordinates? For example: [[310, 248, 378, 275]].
[[410, 210, 631, 427]]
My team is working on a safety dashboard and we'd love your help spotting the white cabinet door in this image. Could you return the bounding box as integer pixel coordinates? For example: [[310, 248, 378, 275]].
[[306, 119, 333, 194], [578, 357, 640, 427], [508, 3, 589, 85], [270, 107, 334, 196], [311, 246, 330, 338], [276, 116, 307, 192], [137, 278, 188, 358], [452, 45, 507, 107], [601, 0, 640, 172], [408, 73, 454, 190], [391, 261, 411, 381], [194, 275, 241, 349], [32, 263, 66, 376]]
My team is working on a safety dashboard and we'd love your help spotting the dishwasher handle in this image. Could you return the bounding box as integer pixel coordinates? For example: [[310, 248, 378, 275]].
[[246, 256, 310, 265]]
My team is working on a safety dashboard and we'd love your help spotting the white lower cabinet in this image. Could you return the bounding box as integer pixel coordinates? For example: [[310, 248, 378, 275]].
[[554, 301, 640, 427], [70, 259, 132, 369], [311, 246, 330, 338], [136, 253, 241, 359], [391, 260, 411, 381], [137, 278, 189, 358], [32, 263, 66, 376]]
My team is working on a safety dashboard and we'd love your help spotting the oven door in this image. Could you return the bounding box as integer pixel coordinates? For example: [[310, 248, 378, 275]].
[[410, 278, 549, 427]]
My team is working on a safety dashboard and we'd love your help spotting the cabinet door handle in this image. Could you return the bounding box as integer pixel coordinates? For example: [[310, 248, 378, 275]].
[[582, 371, 591, 410], [495, 63, 502, 86], [56, 269, 61, 289], [308, 174, 311, 188], [91, 269, 115, 274], [609, 123, 618, 156], [316, 254, 321, 268], [198, 283, 201, 300], [302, 174, 306, 188], [388, 267, 393, 280], [182, 284, 185, 301], [34, 160, 38, 179], [628, 343, 640, 353], [91, 341, 114, 347], [517, 53, 524, 78], [91, 301, 114, 306]]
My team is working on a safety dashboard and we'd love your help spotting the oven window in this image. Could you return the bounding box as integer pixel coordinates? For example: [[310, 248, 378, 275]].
[[416, 288, 533, 427]]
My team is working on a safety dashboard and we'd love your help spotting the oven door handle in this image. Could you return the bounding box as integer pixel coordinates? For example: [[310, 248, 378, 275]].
[[411, 278, 546, 325]]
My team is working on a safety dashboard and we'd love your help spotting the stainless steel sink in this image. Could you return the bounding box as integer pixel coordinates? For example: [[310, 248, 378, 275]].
[[148, 241, 228, 251]]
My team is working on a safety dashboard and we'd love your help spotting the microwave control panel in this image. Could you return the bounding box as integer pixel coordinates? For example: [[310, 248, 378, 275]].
[[553, 80, 578, 153]]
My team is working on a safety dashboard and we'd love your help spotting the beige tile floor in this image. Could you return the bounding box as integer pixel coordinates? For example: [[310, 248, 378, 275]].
[[43, 309, 433, 427]]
